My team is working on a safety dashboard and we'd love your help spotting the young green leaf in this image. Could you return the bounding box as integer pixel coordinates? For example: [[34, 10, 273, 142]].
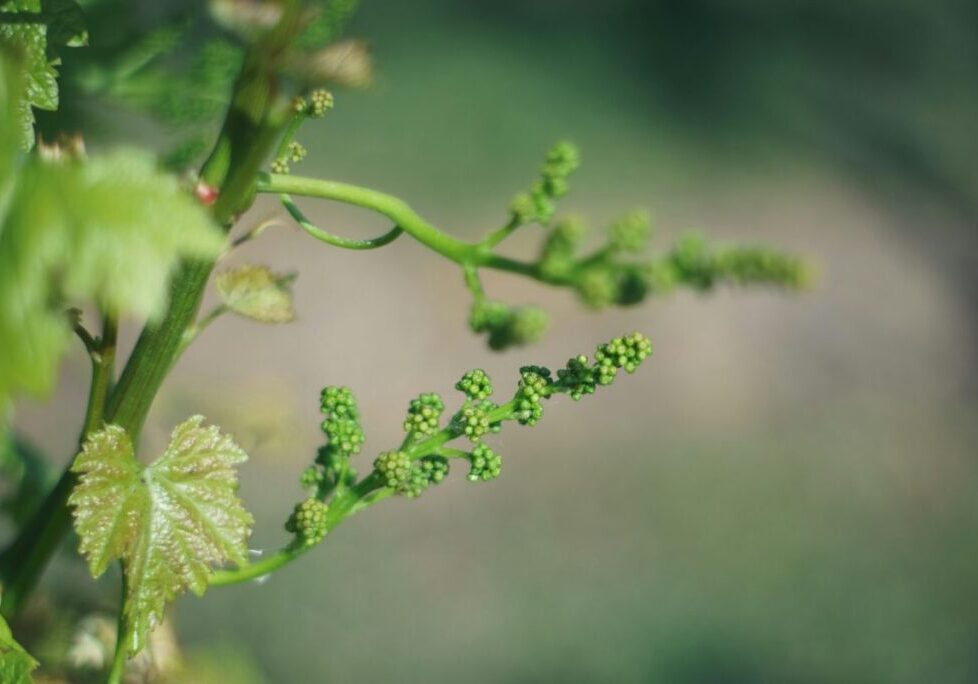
[[0, 609, 37, 683], [0, 54, 225, 414], [215, 265, 297, 324], [0, 0, 86, 148], [68, 417, 254, 657], [40, 0, 88, 49]]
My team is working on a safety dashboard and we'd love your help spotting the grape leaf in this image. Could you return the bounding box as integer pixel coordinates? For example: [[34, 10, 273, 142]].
[[68, 417, 254, 657], [0, 609, 37, 684], [0, 0, 86, 148], [216, 265, 296, 324], [42, 0, 87, 50], [0, 55, 225, 415]]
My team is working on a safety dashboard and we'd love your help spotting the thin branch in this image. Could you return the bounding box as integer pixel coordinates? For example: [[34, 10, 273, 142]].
[[209, 401, 518, 589], [0, 311, 117, 618], [179, 304, 228, 354], [106, 569, 128, 684], [480, 215, 522, 250], [228, 216, 283, 251], [72, 320, 98, 358], [209, 473, 387, 587], [257, 174, 570, 286], [280, 193, 404, 250]]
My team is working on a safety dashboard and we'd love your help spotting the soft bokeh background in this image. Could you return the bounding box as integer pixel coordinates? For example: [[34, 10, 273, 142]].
[[15, 0, 978, 681]]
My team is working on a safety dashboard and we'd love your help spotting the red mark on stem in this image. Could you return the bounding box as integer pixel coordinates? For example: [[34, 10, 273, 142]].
[[195, 182, 219, 206]]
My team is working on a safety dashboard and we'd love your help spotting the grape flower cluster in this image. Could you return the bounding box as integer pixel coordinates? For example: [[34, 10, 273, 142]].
[[288, 332, 653, 548], [462, 143, 805, 352], [286, 498, 329, 547], [508, 140, 581, 227]]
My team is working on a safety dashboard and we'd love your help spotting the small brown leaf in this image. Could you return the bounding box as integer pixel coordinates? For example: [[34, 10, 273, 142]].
[[215, 265, 296, 324]]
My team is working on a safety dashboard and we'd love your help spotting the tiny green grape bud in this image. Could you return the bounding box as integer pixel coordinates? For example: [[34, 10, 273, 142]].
[[644, 260, 678, 294], [576, 267, 618, 310], [322, 418, 364, 456], [287, 141, 307, 163], [286, 498, 329, 546], [595, 356, 618, 386], [714, 247, 810, 289], [514, 367, 553, 426], [539, 215, 586, 279], [509, 193, 536, 224], [374, 450, 432, 497], [419, 455, 449, 485], [456, 369, 493, 401], [519, 365, 553, 382], [467, 443, 501, 482], [300, 464, 324, 490], [469, 300, 511, 334], [507, 141, 581, 232], [615, 266, 652, 306], [509, 306, 549, 346], [456, 400, 495, 442], [532, 190, 556, 224], [595, 332, 653, 375], [545, 140, 580, 175], [374, 450, 412, 490], [470, 300, 550, 351], [556, 355, 597, 401], [607, 210, 652, 253], [669, 235, 714, 290], [271, 157, 290, 174], [403, 392, 445, 437], [541, 173, 569, 198], [310, 89, 335, 117], [320, 386, 359, 420]]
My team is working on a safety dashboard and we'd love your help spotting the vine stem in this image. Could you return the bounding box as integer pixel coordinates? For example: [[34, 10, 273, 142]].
[[209, 474, 389, 586], [280, 193, 404, 250], [480, 215, 523, 249], [179, 304, 229, 353], [0, 313, 116, 618], [0, 0, 303, 618], [257, 174, 572, 285], [106, 570, 128, 684], [228, 216, 283, 251], [268, 112, 406, 250]]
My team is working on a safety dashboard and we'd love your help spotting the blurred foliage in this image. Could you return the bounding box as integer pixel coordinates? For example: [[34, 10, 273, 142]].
[[0, 56, 224, 414], [0, 433, 55, 525], [0, 0, 86, 148], [34, 0, 364, 167], [0, 610, 37, 683]]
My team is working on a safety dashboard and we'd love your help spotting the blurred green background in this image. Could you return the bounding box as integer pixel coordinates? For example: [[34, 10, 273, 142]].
[[15, 0, 978, 681]]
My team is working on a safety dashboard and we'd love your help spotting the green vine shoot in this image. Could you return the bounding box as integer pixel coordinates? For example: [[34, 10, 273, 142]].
[[0, 1, 807, 681]]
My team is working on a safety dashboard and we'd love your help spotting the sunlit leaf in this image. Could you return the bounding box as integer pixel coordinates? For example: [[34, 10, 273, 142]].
[[216, 264, 296, 324], [68, 417, 254, 657], [0, 55, 225, 413], [0, 609, 37, 683], [0, 0, 86, 148]]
